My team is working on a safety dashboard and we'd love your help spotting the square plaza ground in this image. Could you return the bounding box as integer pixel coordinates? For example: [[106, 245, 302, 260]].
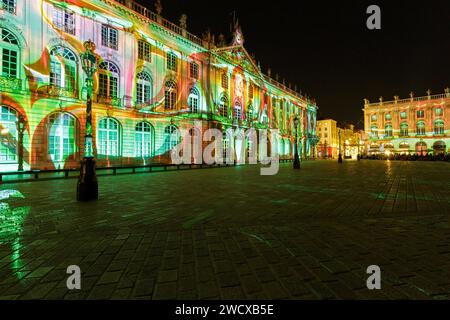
[[1, 160, 450, 299]]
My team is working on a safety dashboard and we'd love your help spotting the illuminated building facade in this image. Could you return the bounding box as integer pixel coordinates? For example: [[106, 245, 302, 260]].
[[363, 90, 450, 156], [317, 120, 365, 159], [317, 119, 338, 159], [0, 0, 318, 172]]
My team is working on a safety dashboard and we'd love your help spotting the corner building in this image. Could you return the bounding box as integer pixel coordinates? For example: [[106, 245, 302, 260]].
[[0, 0, 318, 172], [363, 90, 450, 156]]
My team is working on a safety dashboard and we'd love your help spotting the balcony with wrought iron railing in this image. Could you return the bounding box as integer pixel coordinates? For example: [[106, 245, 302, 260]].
[[0, 76, 22, 93]]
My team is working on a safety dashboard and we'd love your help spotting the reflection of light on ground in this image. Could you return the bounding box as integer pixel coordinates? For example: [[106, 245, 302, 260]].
[[0, 189, 30, 280]]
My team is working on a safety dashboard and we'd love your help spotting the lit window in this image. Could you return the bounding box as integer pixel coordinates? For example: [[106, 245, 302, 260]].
[[400, 123, 408, 137], [0, 105, 18, 162], [234, 101, 242, 121], [371, 114, 377, 122], [136, 71, 152, 105], [1, 0, 16, 14], [246, 105, 253, 121], [98, 61, 120, 98], [53, 7, 76, 35], [385, 113, 391, 121], [435, 108, 443, 116], [221, 73, 228, 90], [188, 87, 200, 113], [164, 81, 177, 110], [219, 95, 228, 117], [385, 125, 392, 137], [0, 28, 19, 78], [135, 122, 153, 158], [164, 125, 180, 152], [190, 61, 199, 79], [48, 112, 76, 162], [138, 40, 151, 62], [101, 25, 118, 50], [400, 111, 407, 119], [371, 125, 378, 137], [97, 118, 120, 157], [434, 120, 444, 135], [167, 52, 177, 71], [49, 46, 77, 90], [417, 110, 425, 118], [416, 121, 425, 135]]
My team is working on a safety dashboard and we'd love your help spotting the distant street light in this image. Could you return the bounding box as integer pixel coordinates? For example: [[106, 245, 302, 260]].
[[293, 116, 300, 169], [338, 129, 343, 163], [77, 40, 99, 201]]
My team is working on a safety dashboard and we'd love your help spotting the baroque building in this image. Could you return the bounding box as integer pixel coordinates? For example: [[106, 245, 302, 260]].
[[0, 0, 318, 172], [363, 90, 449, 156]]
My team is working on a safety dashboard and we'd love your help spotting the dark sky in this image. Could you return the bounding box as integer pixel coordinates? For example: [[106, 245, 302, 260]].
[[135, 0, 450, 128]]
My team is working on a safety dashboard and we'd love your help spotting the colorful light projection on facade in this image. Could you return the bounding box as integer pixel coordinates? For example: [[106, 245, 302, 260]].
[[0, 0, 318, 172]]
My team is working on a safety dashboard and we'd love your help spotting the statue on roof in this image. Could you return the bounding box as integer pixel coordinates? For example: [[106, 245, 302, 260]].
[[155, 0, 163, 15], [179, 14, 187, 29], [231, 18, 244, 46]]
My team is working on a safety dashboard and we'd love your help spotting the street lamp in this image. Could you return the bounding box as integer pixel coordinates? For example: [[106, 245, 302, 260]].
[[77, 40, 98, 201], [293, 116, 300, 169], [16, 114, 27, 172], [338, 129, 343, 163]]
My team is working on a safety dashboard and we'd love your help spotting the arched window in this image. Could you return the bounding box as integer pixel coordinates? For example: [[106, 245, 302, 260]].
[[416, 121, 425, 135], [234, 100, 242, 121], [97, 118, 120, 156], [164, 80, 177, 110], [48, 112, 77, 162], [400, 122, 408, 137], [0, 105, 18, 163], [136, 71, 152, 104], [164, 125, 179, 152], [399, 142, 410, 150], [0, 27, 20, 78], [188, 87, 200, 113], [49, 46, 77, 90], [416, 142, 427, 156], [434, 120, 444, 135], [222, 133, 230, 162], [219, 94, 228, 117], [385, 124, 392, 137], [135, 122, 153, 158], [98, 61, 120, 98]]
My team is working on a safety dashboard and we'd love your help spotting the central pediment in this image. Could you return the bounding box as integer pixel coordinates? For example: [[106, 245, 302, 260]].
[[213, 45, 262, 76]]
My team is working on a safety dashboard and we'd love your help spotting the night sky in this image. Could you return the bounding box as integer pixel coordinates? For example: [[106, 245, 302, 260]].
[[135, 0, 450, 128]]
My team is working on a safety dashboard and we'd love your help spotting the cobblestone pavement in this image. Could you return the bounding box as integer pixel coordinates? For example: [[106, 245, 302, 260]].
[[1, 160, 450, 300]]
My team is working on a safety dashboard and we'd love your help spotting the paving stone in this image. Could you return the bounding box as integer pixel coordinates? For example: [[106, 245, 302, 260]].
[[1, 162, 450, 300]]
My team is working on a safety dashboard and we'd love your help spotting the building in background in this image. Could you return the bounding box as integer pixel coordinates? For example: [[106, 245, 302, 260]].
[[363, 90, 449, 156], [0, 0, 318, 172], [317, 119, 338, 158], [317, 120, 365, 159]]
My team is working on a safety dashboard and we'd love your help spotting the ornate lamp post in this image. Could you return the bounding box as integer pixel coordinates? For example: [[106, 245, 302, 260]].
[[16, 114, 27, 172], [77, 40, 98, 201], [338, 129, 343, 163], [293, 116, 300, 169]]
